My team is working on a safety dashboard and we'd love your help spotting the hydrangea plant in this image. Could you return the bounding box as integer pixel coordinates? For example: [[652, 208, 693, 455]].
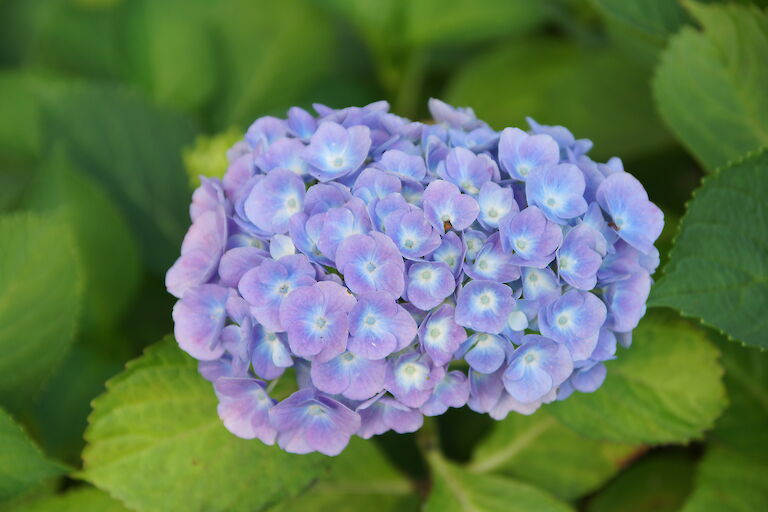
[[166, 99, 663, 456]]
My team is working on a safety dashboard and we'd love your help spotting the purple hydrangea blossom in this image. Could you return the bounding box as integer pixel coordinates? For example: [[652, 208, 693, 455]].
[[167, 99, 663, 455], [385, 352, 445, 408], [302, 122, 371, 182], [244, 169, 305, 234], [499, 206, 563, 268], [238, 254, 316, 332], [498, 127, 559, 181], [278, 281, 356, 362], [215, 377, 276, 443], [418, 304, 467, 365], [357, 395, 423, 439], [503, 335, 573, 403], [422, 180, 480, 233], [347, 292, 417, 359], [596, 172, 664, 255], [335, 232, 405, 297], [538, 290, 607, 361], [406, 261, 456, 311], [526, 163, 588, 223], [455, 280, 515, 334], [269, 389, 360, 455]]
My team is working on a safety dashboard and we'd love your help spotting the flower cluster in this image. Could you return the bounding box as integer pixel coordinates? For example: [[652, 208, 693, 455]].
[[167, 99, 663, 455]]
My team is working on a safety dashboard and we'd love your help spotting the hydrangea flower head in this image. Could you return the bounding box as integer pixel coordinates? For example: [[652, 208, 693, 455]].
[[168, 100, 664, 454]]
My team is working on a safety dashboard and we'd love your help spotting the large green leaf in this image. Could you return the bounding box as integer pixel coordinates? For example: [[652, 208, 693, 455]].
[[120, 0, 216, 113], [26, 147, 140, 334], [680, 446, 768, 512], [81, 337, 329, 512], [269, 437, 419, 512], [38, 83, 197, 274], [424, 451, 573, 512], [548, 310, 726, 444], [590, 0, 689, 39], [445, 40, 672, 160], [404, 0, 549, 47], [29, 334, 134, 464], [710, 339, 768, 455], [0, 407, 66, 502], [0, 212, 81, 410], [4, 486, 129, 512], [653, 2, 768, 171], [468, 412, 638, 500], [209, 0, 336, 127], [650, 149, 768, 348], [586, 451, 696, 512], [678, 338, 768, 511]]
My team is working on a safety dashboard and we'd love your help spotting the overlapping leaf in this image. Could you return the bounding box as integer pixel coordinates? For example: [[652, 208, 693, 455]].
[[650, 149, 768, 348], [653, 2, 768, 171], [424, 451, 572, 512], [82, 337, 329, 512], [0, 213, 81, 409], [469, 412, 638, 500], [548, 311, 725, 443], [0, 408, 66, 502]]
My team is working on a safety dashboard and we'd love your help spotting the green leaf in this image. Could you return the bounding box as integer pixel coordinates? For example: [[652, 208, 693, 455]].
[[209, 0, 336, 127], [0, 212, 81, 410], [586, 451, 696, 512], [0, 72, 42, 162], [0, 407, 66, 502], [269, 437, 419, 512], [182, 128, 243, 188], [29, 334, 134, 465], [4, 486, 130, 512], [26, 147, 140, 334], [404, 0, 549, 47], [548, 310, 726, 444], [82, 336, 329, 512], [38, 83, 197, 274], [652, 2, 768, 171], [445, 40, 672, 160], [677, 338, 768, 511], [120, 0, 216, 112], [680, 446, 768, 512], [424, 451, 573, 512], [710, 339, 768, 456], [590, 0, 689, 39], [649, 149, 768, 348], [468, 412, 638, 500]]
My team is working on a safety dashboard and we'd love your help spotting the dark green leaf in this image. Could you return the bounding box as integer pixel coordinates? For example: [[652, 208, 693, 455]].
[[38, 83, 197, 274], [0, 212, 81, 410], [548, 310, 726, 443], [469, 412, 638, 500], [209, 0, 336, 127], [650, 149, 768, 348], [269, 437, 419, 512], [0, 407, 66, 502], [4, 486, 130, 512], [652, 1, 768, 171], [29, 334, 134, 464], [404, 0, 549, 47], [710, 339, 768, 456], [26, 147, 140, 334], [424, 451, 573, 512], [590, 0, 689, 39], [586, 451, 696, 512], [680, 446, 768, 512], [120, 0, 216, 112], [82, 337, 329, 512], [445, 40, 672, 160]]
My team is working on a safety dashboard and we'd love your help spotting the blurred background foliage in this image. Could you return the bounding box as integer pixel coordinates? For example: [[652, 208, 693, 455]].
[[0, 0, 766, 511]]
